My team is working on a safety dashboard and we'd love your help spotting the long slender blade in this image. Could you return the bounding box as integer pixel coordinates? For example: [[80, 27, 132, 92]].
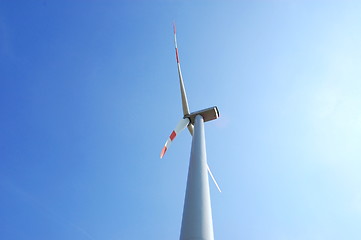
[[207, 164, 222, 192], [173, 23, 190, 117], [160, 118, 190, 158], [187, 124, 194, 136]]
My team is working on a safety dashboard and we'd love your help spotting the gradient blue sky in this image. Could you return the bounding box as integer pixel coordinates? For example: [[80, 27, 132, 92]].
[[1, 1, 361, 239]]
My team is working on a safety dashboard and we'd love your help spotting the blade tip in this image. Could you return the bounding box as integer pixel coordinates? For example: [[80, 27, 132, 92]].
[[173, 22, 176, 34], [160, 147, 167, 159]]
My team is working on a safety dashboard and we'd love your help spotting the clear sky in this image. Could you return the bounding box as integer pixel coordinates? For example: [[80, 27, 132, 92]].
[[1, 1, 361, 239]]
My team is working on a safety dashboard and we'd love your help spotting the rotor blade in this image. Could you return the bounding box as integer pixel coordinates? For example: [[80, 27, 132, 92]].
[[207, 164, 222, 192], [160, 118, 190, 159], [187, 124, 194, 136], [173, 23, 190, 117]]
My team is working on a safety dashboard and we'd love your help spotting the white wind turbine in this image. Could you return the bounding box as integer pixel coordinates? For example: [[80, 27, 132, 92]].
[[160, 24, 221, 240]]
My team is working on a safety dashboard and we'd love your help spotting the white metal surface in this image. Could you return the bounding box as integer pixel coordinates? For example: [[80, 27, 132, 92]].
[[180, 115, 214, 240]]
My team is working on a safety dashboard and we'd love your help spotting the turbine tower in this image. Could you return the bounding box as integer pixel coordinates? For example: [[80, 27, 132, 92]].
[[160, 24, 221, 240]]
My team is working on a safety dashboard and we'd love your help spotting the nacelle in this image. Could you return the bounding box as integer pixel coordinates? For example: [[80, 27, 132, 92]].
[[184, 106, 219, 124]]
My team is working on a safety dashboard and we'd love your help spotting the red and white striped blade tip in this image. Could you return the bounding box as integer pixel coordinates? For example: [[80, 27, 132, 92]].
[[159, 118, 189, 159], [160, 146, 167, 159], [159, 132, 173, 159]]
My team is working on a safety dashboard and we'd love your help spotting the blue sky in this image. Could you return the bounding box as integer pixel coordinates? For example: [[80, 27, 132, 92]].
[[1, 1, 361, 239]]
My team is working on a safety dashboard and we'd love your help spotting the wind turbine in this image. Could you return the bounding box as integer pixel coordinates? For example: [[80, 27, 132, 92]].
[[160, 24, 221, 240]]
